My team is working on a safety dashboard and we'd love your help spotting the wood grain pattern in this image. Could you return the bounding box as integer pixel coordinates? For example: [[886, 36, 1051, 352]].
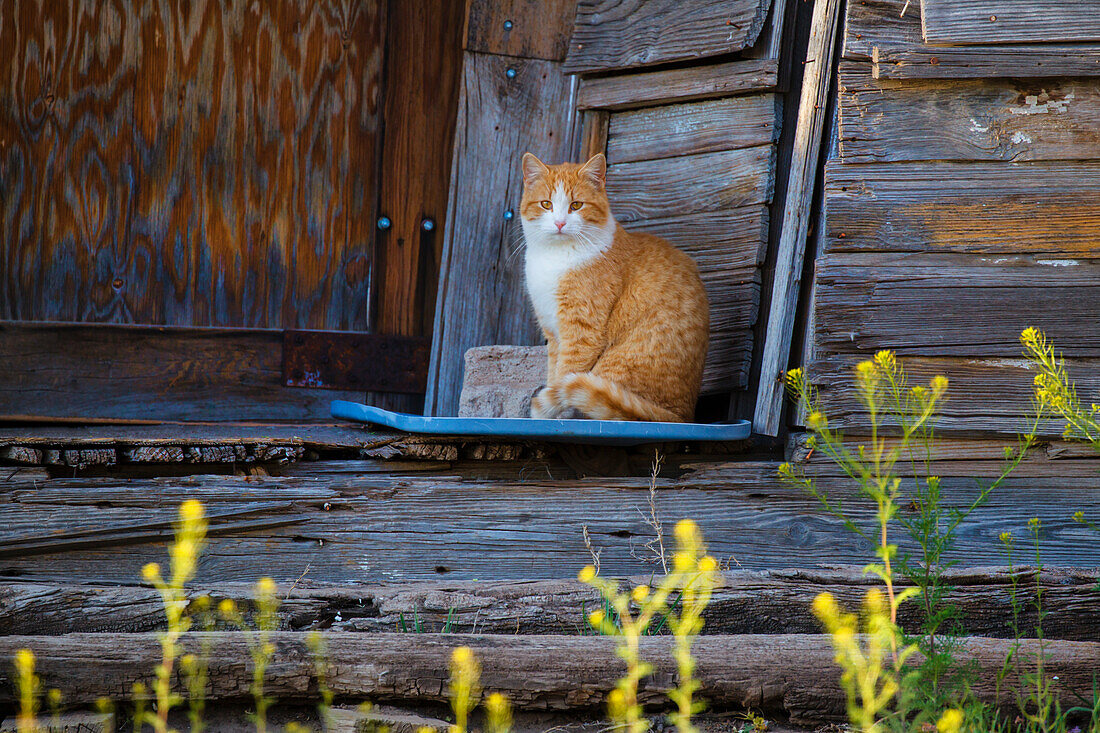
[[579, 109, 609, 159], [844, 0, 923, 60], [0, 322, 361, 421], [606, 94, 780, 164], [754, 0, 843, 436], [464, 0, 577, 61], [576, 59, 779, 111], [1, 1, 385, 330], [4, 632, 1100, 723], [919, 0, 1100, 45], [11, 567, 1100, 639], [824, 162, 1100, 255], [425, 53, 576, 417], [873, 44, 1100, 80], [606, 146, 775, 224], [814, 255, 1100, 357], [4, 460, 1100, 583], [839, 62, 1100, 163], [564, 0, 772, 74], [374, 0, 464, 339], [809, 353, 1099, 436]]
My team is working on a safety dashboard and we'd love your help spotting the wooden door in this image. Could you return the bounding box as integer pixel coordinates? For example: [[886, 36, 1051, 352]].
[[0, 0, 463, 421]]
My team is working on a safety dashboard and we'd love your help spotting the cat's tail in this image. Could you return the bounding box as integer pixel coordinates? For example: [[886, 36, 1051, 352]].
[[560, 372, 685, 423]]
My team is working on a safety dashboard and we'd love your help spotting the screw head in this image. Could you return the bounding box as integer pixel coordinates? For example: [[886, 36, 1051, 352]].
[[421, 217, 435, 231], [377, 216, 391, 230], [503, 19, 513, 30], [505, 67, 517, 79], [503, 209, 514, 220]]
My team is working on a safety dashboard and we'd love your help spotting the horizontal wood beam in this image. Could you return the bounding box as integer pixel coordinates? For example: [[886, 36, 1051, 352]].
[[576, 60, 778, 112], [2, 632, 1098, 723], [4, 567, 1099, 640], [873, 44, 1100, 80], [919, 0, 1100, 45]]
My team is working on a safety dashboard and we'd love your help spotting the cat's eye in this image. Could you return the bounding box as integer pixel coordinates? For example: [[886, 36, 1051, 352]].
[[539, 200, 552, 210], [569, 201, 583, 211]]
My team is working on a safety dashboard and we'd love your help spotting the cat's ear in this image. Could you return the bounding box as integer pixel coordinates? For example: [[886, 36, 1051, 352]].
[[579, 153, 606, 186], [522, 153, 549, 186]]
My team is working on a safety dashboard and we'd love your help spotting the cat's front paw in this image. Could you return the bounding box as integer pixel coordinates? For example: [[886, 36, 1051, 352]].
[[530, 386, 564, 418]]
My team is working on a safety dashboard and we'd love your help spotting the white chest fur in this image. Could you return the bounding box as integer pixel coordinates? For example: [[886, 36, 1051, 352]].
[[524, 242, 578, 336]]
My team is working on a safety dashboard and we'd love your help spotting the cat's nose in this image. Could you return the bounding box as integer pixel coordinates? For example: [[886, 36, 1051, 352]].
[[555, 220, 566, 231]]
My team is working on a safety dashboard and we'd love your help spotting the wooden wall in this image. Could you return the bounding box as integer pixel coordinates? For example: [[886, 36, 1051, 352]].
[[807, 0, 1100, 437], [0, 0, 385, 330], [427, 0, 782, 416], [0, 0, 463, 421]]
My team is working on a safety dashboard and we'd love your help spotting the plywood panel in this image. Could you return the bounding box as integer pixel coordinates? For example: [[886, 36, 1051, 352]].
[[1, 0, 385, 330], [606, 146, 776, 223], [838, 62, 1100, 163], [564, 0, 772, 74], [824, 162, 1100, 255], [426, 53, 576, 417], [920, 0, 1100, 45], [0, 322, 360, 422], [0, 0, 140, 324], [606, 95, 780, 164]]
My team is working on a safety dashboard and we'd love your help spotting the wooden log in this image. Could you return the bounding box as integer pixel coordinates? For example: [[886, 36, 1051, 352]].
[[838, 62, 1100, 163], [425, 53, 575, 417], [564, 0, 772, 75], [0, 323, 363, 422], [464, 0, 577, 61], [873, 44, 1100, 80], [606, 146, 776, 224], [753, 0, 843, 437], [814, 255, 1100, 358], [5, 460, 1100, 583], [576, 60, 778, 112], [5, 566, 1100, 640], [919, 0, 1100, 45], [824, 161, 1100, 255], [606, 95, 780, 164], [2, 632, 1099, 723]]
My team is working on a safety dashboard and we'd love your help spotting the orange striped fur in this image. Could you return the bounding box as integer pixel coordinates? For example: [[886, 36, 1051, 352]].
[[520, 153, 709, 423]]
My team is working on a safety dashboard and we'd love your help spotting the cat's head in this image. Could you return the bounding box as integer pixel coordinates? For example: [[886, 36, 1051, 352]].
[[519, 153, 613, 241]]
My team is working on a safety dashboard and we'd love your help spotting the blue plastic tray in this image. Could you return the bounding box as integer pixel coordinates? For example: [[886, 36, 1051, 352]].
[[331, 400, 752, 445]]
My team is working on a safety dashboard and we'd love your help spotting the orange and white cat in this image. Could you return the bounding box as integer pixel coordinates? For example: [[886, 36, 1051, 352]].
[[520, 152, 709, 423]]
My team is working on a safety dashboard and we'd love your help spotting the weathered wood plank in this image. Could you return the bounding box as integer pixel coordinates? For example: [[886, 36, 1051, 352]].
[[874, 44, 1100, 80], [0, 425, 385, 451], [634, 209, 770, 272], [606, 95, 780, 165], [844, 0, 923, 60], [919, 0, 1100, 45], [824, 162, 1100, 255], [130, 0, 384, 329], [3, 632, 1098, 723], [564, 0, 772, 75], [7, 567, 1098, 639], [787, 431, 1100, 463], [754, 0, 843, 436], [579, 110, 609, 160], [425, 53, 575, 417], [839, 62, 1100, 163], [807, 353, 1100, 436], [577, 59, 778, 112], [465, 0, 577, 61], [607, 146, 776, 224], [0, 322, 361, 422], [4, 461, 1100, 583], [815, 256, 1100, 358]]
